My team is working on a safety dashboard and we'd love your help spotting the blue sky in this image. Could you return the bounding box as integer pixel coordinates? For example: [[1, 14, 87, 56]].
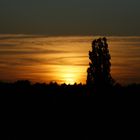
[[0, 0, 140, 35]]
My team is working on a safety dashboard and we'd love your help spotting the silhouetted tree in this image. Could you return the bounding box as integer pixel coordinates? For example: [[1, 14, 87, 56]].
[[87, 37, 114, 88]]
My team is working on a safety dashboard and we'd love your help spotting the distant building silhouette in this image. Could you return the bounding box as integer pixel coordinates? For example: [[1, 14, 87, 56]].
[[87, 37, 114, 88]]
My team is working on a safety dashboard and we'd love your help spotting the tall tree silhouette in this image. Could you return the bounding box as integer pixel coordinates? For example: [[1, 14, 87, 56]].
[[87, 37, 114, 87]]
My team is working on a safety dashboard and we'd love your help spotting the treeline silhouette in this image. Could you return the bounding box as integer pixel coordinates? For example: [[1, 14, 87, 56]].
[[0, 80, 86, 97], [0, 80, 140, 97]]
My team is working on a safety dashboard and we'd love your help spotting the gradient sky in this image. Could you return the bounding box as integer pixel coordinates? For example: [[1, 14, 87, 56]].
[[0, 0, 140, 35], [0, 35, 140, 84]]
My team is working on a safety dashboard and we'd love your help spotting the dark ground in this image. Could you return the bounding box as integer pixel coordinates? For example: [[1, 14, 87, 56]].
[[0, 80, 140, 139]]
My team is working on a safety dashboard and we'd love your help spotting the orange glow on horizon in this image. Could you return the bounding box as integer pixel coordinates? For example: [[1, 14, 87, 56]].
[[47, 65, 86, 85]]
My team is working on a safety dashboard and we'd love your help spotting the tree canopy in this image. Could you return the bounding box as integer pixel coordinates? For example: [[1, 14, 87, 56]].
[[87, 37, 114, 87]]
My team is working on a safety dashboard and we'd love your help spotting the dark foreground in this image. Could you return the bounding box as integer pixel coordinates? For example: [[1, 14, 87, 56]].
[[0, 81, 140, 139]]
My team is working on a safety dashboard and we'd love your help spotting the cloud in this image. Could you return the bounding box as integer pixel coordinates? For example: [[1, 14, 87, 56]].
[[0, 34, 45, 40], [0, 49, 69, 55], [0, 43, 18, 47]]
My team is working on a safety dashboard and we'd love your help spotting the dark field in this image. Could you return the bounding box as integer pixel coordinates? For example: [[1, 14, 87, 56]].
[[0, 81, 140, 139]]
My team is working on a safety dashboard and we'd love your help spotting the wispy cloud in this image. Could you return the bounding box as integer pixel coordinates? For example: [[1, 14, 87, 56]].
[[0, 49, 69, 55], [0, 34, 45, 40]]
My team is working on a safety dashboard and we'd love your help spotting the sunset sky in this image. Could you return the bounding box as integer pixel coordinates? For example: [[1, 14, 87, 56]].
[[0, 35, 140, 84], [0, 0, 140, 35], [0, 1, 140, 85]]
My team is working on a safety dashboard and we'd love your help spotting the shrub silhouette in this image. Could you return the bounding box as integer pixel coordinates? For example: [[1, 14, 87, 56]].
[[87, 37, 114, 88]]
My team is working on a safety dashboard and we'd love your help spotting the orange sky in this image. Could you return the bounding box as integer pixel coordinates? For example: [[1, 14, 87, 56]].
[[0, 35, 140, 85]]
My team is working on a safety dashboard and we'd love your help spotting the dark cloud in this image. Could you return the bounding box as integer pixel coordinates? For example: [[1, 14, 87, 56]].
[[0, 34, 46, 41], [0, 0, 140, 35], [0, 44, 18, 47]]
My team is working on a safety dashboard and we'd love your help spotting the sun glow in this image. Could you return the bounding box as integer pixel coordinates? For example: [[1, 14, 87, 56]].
[[62, 73, 76, 85], [55, 65, 84, 85]]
